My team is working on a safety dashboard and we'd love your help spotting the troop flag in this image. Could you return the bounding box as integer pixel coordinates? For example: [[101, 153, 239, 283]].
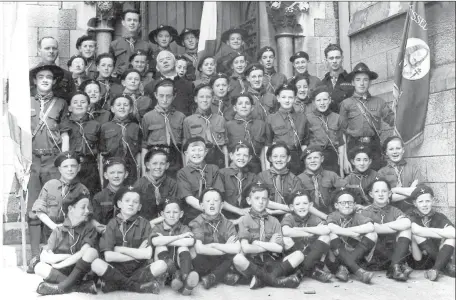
[[197, 2, 221, 61], [393, 2, 431, 149]]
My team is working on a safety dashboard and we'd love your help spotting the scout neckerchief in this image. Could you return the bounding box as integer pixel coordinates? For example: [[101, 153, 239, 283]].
[[116, 213, 139, 246], [353, 93, 381, 139], [112, 116, 139, 168], [264, 68, 277, 93], [71, 113, 96, 157], [234, 114, 258, 156], [196, 108, 224, 153], [212, 96, 225, 116], [106, 183, 119, 216], [248, 86, 268, 117], [60, 218, 82, 254], [85, 57, 95, 77], [412, 208, 435, 228], [304, 169, 325, 208], [183, 51, 198, 68], [32, 92, 60, 151], [125, 37, 136, 52], [269, 166, 289, 204], [144, 173, 166, 205], [201, 213, 222, 243], [154, 105, 181, 153], [279, 107, 302, 149], [187, 162, 207, 198], [292, 211, 313, 227], [231, 74, 246, 93], [294, 97, 310, 113], [329, 69, 344, 88], [230, 161, 246, 206], [98, 77, 112, 108], [162, 220, 182, 236], [198, 73, 213, 85], [352, 169, 371, 204], [387, 159, 406, 187], [250, 208, 270, 261], [369, 203, 392, 224], [313, 108, 339, 156]]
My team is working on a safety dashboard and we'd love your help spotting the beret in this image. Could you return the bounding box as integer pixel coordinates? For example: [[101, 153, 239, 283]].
[[285, 190, 311, 205], [301, 145, 323, 160], [209, 72, 229, 86], [257, 46, 276, 61], [62, 188, 90, 214], [275, 83, 297, 96], [310, 85, 331, 101], [242, 180, 270, 199], [331, 187, 356, 205], [290, 51, 309, 63], [183, 136, 208, 152], [129, 50, 148, 62], [158, 197, 182, 212], [75, 35, 96, 49], [54, 151, 80, 167], [411, 184, 434, 199], [244, 63, 264, 76]]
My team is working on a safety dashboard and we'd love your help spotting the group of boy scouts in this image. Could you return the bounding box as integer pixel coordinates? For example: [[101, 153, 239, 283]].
[[26, 8, 454, 296]]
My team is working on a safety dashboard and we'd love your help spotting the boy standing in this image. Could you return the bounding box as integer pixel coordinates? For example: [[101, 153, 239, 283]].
[[257, 46, 287, 94], [288, 51, 321, 92], [217, 27, 251, 75], [176, 28, 200, 81], [76, 35, 98, 80]]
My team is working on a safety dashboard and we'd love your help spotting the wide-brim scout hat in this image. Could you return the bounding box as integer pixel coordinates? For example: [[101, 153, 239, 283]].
[[221, 27, 248, 44], [176, 28, 200, 47], [148, 24, 179, 44], [289, 51, 309, 63], [410, 184, 434, 199], [347, 62, 378, 81], [29, 64, 64, 84]]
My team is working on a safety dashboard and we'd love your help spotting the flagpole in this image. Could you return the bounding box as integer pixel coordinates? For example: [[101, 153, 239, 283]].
[[21, 190, 28, 270]]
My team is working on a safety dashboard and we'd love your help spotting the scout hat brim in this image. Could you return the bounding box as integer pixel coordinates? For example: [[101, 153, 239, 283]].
[[176, 29, 200, 47], [346, 63, 378, 81], [148, 25, 179, 44], [29, 64, 64, 84], [221, 28, 248, 44]]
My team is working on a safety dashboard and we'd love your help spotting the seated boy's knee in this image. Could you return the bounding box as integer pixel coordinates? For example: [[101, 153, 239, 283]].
[[329, 233, 339, 240], [91, 258, 107, 275], [177, 246, 189, 254], [233, 253, 247, 266], [151, 260, 168, 273], [444, 238, 456, 246], [398, 229, 412, 239], [283, 237, 295, 250], [366, 232, 378, 241], [318, 235, 331, 244], [34, 261, 50, 276], [83, 247, 99, 261], [413, 235, 426, 243]]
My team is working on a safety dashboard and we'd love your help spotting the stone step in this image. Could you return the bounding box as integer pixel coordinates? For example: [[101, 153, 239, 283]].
[[3, 222, 29, 245], [3, 192, 23, 223]]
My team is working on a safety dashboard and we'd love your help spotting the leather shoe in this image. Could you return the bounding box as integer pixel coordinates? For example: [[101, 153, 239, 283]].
[[223, 272, 240, 286], [100, 280, 119, 293], [311, 267, 333, 283], [354, 268, 374, 284], [443, 263, 455, 278], [387, 264, 407, 282], [274, 274, 300, 288], [181, 271, 199, 295], [138, 280, 160, 294], [71, 280, 97, 294], [201, 273, 217, 289], [36, 282, 64, 295], [27, 256, 40, 274], [335, 265, 349, 282], [424, 269, 439, 281], [171, 270, 183, 292], [401, 263, 414, 278], [249, 276, 264, 289]]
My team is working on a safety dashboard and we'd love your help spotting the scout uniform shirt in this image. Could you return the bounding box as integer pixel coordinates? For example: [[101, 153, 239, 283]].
[[92, 186, 119, 225], [263, 68, 287, 94], [258, 169, 303, 207], [361, 204, 406, 225], [122, 89, 154, 125], [150, 221, 192, 256], [326, 210, 373, 248], [377, 159, 424, 212], [345, 169, 378, 206], [238, 210, 282, 245], [87, 104, 112, 125], [281, 212, 324, 251], [31, 93, 69, 150], [189, 213, 237, 244], [43, 217, 98, 254], [141, 106, 185, 150], [305, 107, 344, 152], [85, 56, 98, 80], [339, 93, 395, 139], [30, 62, 76, 103], [110, 36, 154, 78], [133, 175, 177, 221], [176, 163, 225, 225], [183, 109, 228, 148], [193, 73, 214, 88], [96, 76, 124, 110], [293, 97, 313, 115], [226, 114, 266, 159], [31, 178, 90, 223], [298, 169, 347, 214], [266, 108, 307, 151], [210, 95, 231, 120], [182, 51, 198, 81], [218, 167, 258, 220], [320, 70, 354, 113], [228, 74, 248, 101], [144, 76, 194, 117], [244, 86, 277, 121], [63, 113, 100, 159], [407, 208, 454, 230], [99, 213, 152, 256]]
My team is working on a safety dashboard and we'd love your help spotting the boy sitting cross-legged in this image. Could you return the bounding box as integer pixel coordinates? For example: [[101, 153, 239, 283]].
[[35, 191, 98, 295], [189, 188, 241, 289], [408, 185, 456, 281], [281, 190, 333, 283], [151, 198, 199, 295], [326, 188, 377, 284], [233, 182, 301, 289], [91, 186, 167, 294]]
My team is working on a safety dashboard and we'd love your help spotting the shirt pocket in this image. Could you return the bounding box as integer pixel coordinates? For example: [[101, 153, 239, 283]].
[[84, 132, 98, 152], [171, 121, 183, 143], [47, 198, 61, 221], [348, 107, 362, 119], [272, 124, 288, 137], [102, 129, 119, 153], [212, 126, 226, 145], [100, 201, 114, 221], [189, 124, 203, 137], [147, 123, 166, 143]]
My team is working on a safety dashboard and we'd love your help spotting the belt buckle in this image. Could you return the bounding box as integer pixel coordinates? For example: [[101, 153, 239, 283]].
[[360, 137, 371, 143]]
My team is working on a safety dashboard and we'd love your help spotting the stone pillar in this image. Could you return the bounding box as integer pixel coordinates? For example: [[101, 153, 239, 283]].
[[86, 1, 123, 55], [267, 2, 306, 78]]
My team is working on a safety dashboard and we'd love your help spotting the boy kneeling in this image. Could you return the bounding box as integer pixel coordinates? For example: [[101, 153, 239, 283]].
[[91, 187, 167, 294], [35, 191, 98, 295], [233, 182, 301, 289], [409, 185, 455, 281]]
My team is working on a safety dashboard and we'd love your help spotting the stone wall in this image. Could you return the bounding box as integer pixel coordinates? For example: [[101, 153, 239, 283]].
[[349, 2, 456, 221]]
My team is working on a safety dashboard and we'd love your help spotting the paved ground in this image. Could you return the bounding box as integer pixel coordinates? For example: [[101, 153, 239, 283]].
[[1, 267, 454, 300]]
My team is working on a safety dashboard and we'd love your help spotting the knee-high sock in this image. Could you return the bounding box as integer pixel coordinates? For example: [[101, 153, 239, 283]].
[[46, 268, 68, 283], [58, 259, 91, 291], [302, 240, 330, 272], [179, 251, 192, 276], [434, 244, 455, 271], [351, 237, 376, 262], [418, 239, 439, 260], [244, 261, 275, 286], [29, 222, 42, 258], [391, 237, 411, 265], [274, 260, 294, 277], [338, 248, 360, 273], [212, 255, 234, 282], [102, 265, 140, 291]]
